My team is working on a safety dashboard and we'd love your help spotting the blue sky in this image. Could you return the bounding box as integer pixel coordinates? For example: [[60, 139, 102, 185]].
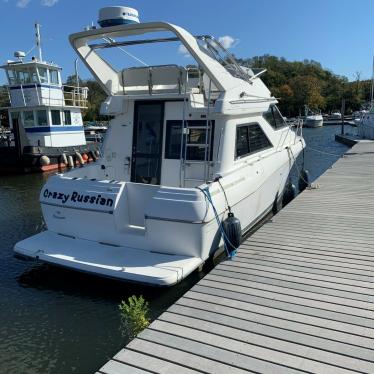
[[0, 0, 373, 84]]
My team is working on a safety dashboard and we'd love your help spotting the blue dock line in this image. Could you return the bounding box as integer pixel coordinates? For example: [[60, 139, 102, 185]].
[[198, 186, 237, 259]]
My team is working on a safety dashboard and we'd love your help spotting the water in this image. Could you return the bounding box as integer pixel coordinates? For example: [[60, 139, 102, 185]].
[[0, 125, 350, 374], [291, 125, 352, 185]]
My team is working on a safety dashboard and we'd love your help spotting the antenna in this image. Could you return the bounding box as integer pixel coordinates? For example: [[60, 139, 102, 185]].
[[35, 22, 43, 62], [370, 56, 374, 105], [75, 58, 80, 89]]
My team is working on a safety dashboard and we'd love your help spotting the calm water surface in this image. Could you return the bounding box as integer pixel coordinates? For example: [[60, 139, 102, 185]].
[[0, 125, 350, 374]]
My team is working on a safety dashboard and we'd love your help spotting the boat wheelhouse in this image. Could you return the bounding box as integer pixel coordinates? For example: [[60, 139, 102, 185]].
[[0, 24, 100, 173], [15, 9, 305, 286]]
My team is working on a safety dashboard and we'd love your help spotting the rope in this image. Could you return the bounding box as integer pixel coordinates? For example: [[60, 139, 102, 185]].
[[306, 146, 344, 158], [288, 146, 310, 187], [217, 178, 231, 213], [197, 186, 237, 259]]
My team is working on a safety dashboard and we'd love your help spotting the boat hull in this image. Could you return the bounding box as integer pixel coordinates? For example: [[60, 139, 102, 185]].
[[304, 118, 323, 128], [14, 140, 304, 286], [0, 143, 100, 174]]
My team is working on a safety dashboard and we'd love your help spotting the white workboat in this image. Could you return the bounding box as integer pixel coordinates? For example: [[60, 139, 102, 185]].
[[15, 7, 305, 286], [0, 23, 100, 173]]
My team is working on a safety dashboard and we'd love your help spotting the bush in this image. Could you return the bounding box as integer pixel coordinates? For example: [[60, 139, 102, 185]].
[[119, 295, 150, 338]]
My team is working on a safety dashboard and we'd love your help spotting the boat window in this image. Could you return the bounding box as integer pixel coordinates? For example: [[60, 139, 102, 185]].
[[235, 122, 272, 159], [51, 110, 61, 125], [10, 112, 20, 123], [165, 120, 214, 160], [18, 70, 31, 84], [29, 68, 38, 83], [63, 110, 72, 125], [38, 67, 48, 83], [37, 110, 48, 126], [23, 111, 35, 128], [263, 105, 287, 129], [7, 70, 17, 85], [49, 69, 59, 85]]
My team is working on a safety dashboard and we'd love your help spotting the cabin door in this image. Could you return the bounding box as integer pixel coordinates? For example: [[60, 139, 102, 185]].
[[131, 101, 164, 185]]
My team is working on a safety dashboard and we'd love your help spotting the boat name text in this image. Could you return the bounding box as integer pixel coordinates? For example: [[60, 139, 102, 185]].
[[42, 189, 114, 207]]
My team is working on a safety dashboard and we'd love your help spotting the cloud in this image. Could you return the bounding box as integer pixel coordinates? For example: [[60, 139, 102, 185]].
[[178, 44, 191, 58], [41, 0, 58, 6], [218, 35, 239, 49], [16, 0, 31, 8]]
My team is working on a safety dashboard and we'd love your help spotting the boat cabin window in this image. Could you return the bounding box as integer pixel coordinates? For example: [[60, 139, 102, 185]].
[[7, 70, 17, 85], [49, 69, 59, 85], [7, 67, 39, 85], [165, 120, 214, 161], [63, 110, 72, 125], [37, 110, 48, 126], [10, 112, 20, 124], [38, 67, 48, 83], [263, 105, 287, 130], [23, 111, 35, 128], [51, 110, 61, 125], [235, 122, 272, 159]]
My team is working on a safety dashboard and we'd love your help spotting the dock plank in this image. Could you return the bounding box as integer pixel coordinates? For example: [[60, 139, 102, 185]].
[[98, 142, 374, 373]]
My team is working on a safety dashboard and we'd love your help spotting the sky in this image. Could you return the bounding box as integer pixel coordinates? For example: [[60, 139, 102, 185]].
[[0, 0, 373, 84]]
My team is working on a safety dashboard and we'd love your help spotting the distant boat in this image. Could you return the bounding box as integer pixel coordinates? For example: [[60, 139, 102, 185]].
[[358, 109, 374, 138], [357, 56, 374, 139], [304, 106, 323, 128], [0, 23, 100, 173], [352, 110, 367, 126], [84, 122, 108, 142], [330, 112, 342, 120]]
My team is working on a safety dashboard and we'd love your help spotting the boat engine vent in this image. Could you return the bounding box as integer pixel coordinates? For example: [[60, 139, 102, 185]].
[[98, 6, 140, 28]]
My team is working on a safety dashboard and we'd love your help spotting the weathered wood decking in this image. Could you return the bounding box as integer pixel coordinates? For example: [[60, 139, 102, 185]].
[[99, 142, 374, 374]]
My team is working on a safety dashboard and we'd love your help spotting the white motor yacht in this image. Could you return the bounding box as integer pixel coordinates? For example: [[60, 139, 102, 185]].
[[14, 7, 305, 286], [305, 106, 323, 128], [358, 108, 374, 138], [330, 112, 342, 120]]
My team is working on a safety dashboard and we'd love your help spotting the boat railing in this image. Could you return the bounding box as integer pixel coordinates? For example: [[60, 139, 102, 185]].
[[121, 65, 189, 95], [62, 85, 88, 108], [3, 84, 88, 108], [290, 117, 304, 139]]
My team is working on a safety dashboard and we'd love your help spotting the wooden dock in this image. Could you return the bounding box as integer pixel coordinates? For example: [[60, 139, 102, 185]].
[[99, 141, 374, 374]]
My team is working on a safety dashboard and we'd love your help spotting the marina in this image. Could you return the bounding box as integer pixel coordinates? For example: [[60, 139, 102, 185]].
[[99, 138, 374, 374], [1, 2, 374, 374], [0, 125, 350, 373]]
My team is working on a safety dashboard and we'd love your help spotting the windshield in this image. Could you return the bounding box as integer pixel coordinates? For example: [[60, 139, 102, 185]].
[[89, 31, 249, 82], [196, 36, 250, 82]]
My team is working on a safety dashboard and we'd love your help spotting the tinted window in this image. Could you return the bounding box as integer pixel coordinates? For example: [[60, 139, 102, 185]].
[[38, 68, 48, 83], [263, 105, 287, 129], [165, 120, 214, 160], [64, 110, 72, 125], [235, 123, 272, 159], [51, 110, 61, 125], [37, 110, 48, 126], [236, 126, 249, 157], [49, 70, 59, 85], [23, 111, 35, 128], [7, 70, 16, 85]]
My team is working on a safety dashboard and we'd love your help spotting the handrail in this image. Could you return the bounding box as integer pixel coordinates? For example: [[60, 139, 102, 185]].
[[3, 84, 88, 108]]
